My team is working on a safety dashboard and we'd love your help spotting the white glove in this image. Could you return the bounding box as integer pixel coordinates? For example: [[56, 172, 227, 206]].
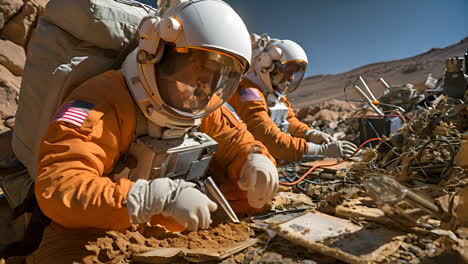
[[305, 129, 334, 144], [307, 140, 358, 158], [126, 178, 217, 231], [238, 153, 278, 209], [162, 187, 218, 230]]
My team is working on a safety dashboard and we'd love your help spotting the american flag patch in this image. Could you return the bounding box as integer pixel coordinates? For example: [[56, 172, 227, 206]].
[[239, 88, 262, 103], [52, 100, 95, 127]]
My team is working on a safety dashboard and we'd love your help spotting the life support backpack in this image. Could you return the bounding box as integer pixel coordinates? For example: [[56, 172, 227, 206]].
[[1, 0, 155, 257], [12, 0, 155, 181]]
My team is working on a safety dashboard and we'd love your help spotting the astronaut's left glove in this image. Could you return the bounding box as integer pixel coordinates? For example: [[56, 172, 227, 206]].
[[305, 129, 334, 144], [238, 153, 278, 209]]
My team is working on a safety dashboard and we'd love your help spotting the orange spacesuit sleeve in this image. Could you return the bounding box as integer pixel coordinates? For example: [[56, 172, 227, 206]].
[[35, 71, 136, 230], [282, 97, 311, 138], [201, 104, 274, 215], [228, 83, 309, 163]]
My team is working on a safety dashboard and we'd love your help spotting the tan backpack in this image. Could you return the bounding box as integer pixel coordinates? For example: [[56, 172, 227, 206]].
[[12, 0, 155, 181]]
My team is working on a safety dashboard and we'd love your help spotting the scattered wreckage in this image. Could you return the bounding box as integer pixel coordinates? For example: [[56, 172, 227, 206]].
[[247, 53, 467, 264]]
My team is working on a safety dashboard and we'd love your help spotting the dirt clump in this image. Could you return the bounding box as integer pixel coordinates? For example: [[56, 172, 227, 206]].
[[83, 222, 253, 264], [143, 222, 253, 250]]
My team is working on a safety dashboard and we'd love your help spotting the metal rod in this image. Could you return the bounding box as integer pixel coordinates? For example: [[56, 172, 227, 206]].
[[343, 99, 405, 112], [252, 208, 310, 220], [353, 85, 384, 115], [378, 77, 390, 89], [359, 76, 378, 101], [204, 176, 239, 223], [405, 189, 441, 214]]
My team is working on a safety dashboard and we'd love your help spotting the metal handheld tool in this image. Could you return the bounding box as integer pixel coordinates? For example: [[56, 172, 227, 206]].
[[204, 176, 240, 223]]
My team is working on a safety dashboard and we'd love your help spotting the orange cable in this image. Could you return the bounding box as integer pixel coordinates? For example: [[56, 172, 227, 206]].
[[279, 138, 382, 186], [383, 110, 407, 124]]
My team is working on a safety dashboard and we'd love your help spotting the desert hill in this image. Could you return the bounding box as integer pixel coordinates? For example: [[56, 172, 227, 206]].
[[289, 37, 468, 108]]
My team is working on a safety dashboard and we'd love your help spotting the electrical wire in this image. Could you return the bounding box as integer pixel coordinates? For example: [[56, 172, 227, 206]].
[[415, 139, 455, 183], [344, 82, 360, 111], [383, 110, 407, 124], [279, 138, 382, 186]]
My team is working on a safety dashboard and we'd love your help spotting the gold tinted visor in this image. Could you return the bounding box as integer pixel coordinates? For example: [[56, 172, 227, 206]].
[[156, 46, 244, 118], [270, 60, 306, 94]]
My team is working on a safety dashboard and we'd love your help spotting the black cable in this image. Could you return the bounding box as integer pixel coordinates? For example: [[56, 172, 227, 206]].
[[252, 208, 310, 220], [297, 181, 309, 193], [344, 82, 361, 112]]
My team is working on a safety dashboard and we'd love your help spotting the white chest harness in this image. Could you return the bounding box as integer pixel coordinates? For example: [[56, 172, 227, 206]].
[[267, 93, 290, 133], [114, 109, 217, 182]]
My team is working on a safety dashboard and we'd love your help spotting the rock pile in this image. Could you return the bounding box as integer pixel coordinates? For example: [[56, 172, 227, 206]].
[[0, 0, 49, 132], [296, 99, 360, 127]]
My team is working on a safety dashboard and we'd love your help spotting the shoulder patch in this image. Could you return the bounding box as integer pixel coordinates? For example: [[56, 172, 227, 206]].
[[224, 102, 241, 122], [239, 88, 262, 103], [52, 100, 95, 127]]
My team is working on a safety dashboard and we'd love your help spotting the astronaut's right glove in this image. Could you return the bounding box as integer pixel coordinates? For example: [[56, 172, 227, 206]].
[[238, 153, 279, 209], [307, 140, 357, 158], [126, 178, 217, 231]]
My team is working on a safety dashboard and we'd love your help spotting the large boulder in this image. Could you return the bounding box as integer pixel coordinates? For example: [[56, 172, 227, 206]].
[[0, 0, 48, 47], [0, 0, 24, 29], [297, 99, 359, 124], [0, 65, 20, 122], [297, 106, 320, 120], [0, 39, 26, 76]]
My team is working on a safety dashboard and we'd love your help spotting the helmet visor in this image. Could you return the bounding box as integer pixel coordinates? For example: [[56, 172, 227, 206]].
[[270, 60, 306, 94], [155, 46, 244, 118]]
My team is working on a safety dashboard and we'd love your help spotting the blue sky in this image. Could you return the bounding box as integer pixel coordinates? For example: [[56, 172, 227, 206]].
[[138, 0, 468, 77]]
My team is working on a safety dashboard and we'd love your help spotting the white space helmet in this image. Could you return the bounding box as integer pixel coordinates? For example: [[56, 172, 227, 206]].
[[245, 34, 308, 95], [122, 0, 251, 129]]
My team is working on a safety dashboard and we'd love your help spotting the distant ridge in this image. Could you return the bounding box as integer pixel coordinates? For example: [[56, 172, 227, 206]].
[[289, 37, 468, 108]]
